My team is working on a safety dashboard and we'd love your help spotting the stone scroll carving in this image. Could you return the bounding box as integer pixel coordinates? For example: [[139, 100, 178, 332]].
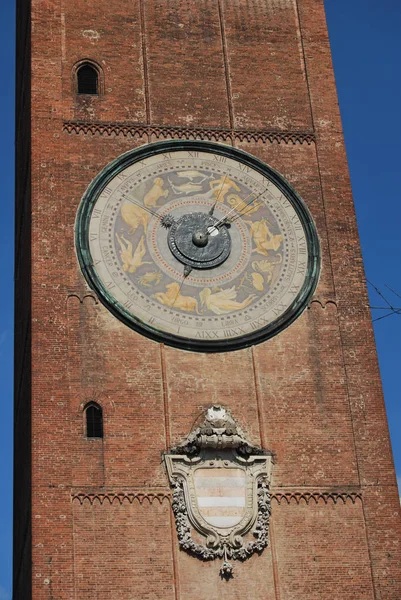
[[164, 406, 273, 577]]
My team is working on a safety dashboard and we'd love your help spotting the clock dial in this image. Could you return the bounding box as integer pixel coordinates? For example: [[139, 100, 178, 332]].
[[76, 141, 320, 351]]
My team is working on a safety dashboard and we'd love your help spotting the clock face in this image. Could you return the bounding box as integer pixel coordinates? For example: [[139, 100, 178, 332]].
[[76, 141, 320, 352]]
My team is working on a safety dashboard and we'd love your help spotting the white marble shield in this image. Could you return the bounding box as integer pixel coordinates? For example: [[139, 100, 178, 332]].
[[194, 467, 247, 529]]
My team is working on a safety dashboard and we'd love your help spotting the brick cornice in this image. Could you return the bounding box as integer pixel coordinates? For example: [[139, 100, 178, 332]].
[[62, 120, 316, 146], [71, 489, 362, 506]]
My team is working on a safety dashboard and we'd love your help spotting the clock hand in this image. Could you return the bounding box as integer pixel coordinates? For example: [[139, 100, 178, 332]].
[[172, 265, 192, 307], [120, 191, 162, 219], [121, 191, 177, 230], [209, 175, 228, 216], [229, 190, 266, 224], [207, 190, 256, 237], [218, 190, 256, 224], [213, 188, 267, 229], [228, 188, 267, 224]]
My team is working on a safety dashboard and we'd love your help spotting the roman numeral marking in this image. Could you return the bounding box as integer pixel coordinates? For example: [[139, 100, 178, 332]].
[[297, 261, 307, 274], [195, 330, 220, 339], [280, 196, 291, 210], [272, 303, 288, 317], [224, 327, 246, 338], [291, 214, 303, 231], [123, 299, 134, 310], [250, 316, 268, 330], [298, 238, 307, 254]]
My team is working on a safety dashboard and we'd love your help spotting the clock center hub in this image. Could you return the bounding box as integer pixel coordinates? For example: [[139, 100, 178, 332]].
[[167, 212, 231, 270], [192, 231, 209, 247]]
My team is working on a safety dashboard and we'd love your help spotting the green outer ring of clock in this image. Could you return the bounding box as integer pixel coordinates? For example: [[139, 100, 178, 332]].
[[75, 140, 321, 353]]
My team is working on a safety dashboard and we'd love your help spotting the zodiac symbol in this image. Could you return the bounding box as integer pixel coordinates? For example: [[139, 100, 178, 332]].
[[209, 177, 241, 202], [176, 170, 210, 183], [115, 234, 151, 273], [168, 179, 204, 195], [199, 287, 255, 315], [137, 271, 162, 287], [153, 282, 199, 313], [251, 272, 264, 291], [144, 177, 169, 208], [121, 202, 149, 234], [245, 218, 283, 256], [226, 194, 263, 216], [252, 255, 282, 285]]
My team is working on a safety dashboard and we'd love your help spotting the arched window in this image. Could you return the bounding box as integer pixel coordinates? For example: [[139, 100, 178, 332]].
[[85, 403, 103, 438], [77, 63, 99, 95]]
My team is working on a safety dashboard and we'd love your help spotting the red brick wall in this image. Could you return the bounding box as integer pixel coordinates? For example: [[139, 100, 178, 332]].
[[14, 0, 401, 598]]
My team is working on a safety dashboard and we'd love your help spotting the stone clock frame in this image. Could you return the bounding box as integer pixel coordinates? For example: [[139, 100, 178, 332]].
[[75, 140, 320, 352]]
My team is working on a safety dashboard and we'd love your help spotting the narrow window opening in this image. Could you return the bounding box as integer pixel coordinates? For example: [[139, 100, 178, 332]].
[[85, 403, 103, 438], [77, 64, 99, 95]]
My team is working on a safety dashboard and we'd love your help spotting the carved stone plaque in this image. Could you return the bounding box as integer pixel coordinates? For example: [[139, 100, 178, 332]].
[[164, 406, 273, 576]]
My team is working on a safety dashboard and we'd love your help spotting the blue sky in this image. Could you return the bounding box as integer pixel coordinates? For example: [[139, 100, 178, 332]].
[[0, 0, 400, 597]]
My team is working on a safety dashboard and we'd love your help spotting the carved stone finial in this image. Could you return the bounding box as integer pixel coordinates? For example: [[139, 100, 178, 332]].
[[220, 559, 234, 579], [206, 405, 228, 426], [170, 405, 266, 457]]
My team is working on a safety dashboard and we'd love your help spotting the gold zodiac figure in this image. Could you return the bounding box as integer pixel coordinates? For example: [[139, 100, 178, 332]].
[[245, 218, 283, 256], [137, 271, 162, 287], [121, 202, 149, 233], [209, 176, 241, 202], [251, 272, 265, 291], [115, 234, 151, 273], [168, 180, 204, 195], [153, 282, 199, 313], [176, 170, 209, 183], [199, 287, 255, 315], [226, 193, 263, 216], [144, 177, 169, 208], [252, 255, 282, 285]]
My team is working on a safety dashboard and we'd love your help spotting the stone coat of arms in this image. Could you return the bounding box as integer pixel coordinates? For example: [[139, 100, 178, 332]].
[[164, 406, 273, 576]]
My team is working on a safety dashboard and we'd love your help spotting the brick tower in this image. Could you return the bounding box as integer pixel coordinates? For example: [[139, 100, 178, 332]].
[[14, 0, 401, 598]]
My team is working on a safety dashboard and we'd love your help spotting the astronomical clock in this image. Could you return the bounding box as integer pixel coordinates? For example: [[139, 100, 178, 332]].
[[76, 141, 320, 351]]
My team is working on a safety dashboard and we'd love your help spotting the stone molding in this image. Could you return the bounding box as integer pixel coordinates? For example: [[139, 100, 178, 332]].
[[67, 292, 98, 305], [63, 120, 316, 145], [65, 294, 336, 312], [72, 491, 171, 505], [309, 298, 338, 310], [71, 490, 362, 506], [272, 491, 362, 505]]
